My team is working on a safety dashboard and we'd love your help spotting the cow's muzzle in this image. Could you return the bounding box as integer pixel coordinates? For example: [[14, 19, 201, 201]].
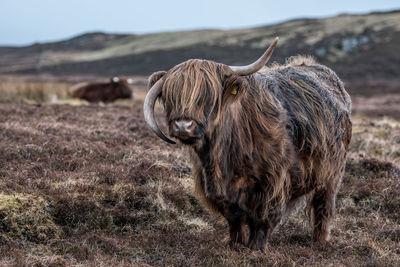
[[170, 119, 202, 144]]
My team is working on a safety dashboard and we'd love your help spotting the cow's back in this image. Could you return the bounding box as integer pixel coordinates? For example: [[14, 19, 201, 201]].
[[259, 56, 352, 180]]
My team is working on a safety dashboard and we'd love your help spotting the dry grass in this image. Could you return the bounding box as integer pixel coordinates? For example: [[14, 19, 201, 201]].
[[0, 82, 399, 266], [0, 79, 72, 103], [350, 116, 400, 164]]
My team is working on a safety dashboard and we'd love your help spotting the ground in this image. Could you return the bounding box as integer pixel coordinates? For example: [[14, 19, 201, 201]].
[[0, 82, 399, 266]]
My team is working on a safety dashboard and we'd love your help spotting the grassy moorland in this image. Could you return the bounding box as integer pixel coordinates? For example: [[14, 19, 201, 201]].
[[0, 80, 399, 266]]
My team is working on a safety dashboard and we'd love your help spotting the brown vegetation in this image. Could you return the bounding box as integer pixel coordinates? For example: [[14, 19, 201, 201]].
[[0, 79, 71, 102], [0, 84, 399, 265]]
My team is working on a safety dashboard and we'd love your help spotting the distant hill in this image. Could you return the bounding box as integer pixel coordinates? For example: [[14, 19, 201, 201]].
[[1, 10, 400, 81]]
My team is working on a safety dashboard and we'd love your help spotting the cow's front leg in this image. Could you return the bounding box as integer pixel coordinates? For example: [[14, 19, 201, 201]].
[[215, 199, 247, 245], [247, 218, 268, 251], [227, 205, 247, 245], [247, 208, 283, 251]]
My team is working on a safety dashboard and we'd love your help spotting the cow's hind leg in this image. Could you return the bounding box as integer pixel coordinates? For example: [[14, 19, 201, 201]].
[[311, 169, 344, 243], [311, 188, 333, 243]]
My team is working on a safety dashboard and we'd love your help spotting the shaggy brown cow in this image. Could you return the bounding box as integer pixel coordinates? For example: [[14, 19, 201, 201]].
[[144, 37, 352, 250], [71, 77, 133, 103]]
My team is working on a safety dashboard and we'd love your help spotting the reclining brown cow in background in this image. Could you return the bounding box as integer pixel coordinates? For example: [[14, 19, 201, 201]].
[[144, 37, 352, 250], [71, 77, 133, 103]]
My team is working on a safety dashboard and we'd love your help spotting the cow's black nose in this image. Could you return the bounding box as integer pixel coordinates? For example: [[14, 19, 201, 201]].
[[175, 120, 192, 132], [172, 119, 197, 137]]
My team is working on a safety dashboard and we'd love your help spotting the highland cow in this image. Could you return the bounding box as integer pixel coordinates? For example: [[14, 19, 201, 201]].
[[71, 77, 133, 103], [143, 37, 352, 250]]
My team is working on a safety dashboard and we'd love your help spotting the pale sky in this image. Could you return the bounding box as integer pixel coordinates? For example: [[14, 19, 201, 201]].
[[1, 0, 399, 46]]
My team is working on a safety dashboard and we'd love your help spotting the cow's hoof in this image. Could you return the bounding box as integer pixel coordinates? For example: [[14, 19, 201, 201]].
[[247, 239, 265, 252], [313, 231, 331, 244]]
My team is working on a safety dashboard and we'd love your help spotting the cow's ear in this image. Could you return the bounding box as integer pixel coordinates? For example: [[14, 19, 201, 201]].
[[222, 75, 248, 105], [148, 71, 167, 88]]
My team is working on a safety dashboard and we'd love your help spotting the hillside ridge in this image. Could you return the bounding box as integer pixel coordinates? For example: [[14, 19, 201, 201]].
[[1, 10, 400, 80]]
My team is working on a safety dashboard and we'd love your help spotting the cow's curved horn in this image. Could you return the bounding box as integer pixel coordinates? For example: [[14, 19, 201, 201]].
[[143, 79, 176, 144], [230, 37, 279, 76]]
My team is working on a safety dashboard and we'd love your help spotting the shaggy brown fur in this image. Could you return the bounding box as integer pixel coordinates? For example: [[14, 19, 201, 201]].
[[71, 77, 133, 103], [149, 55, 352, 250]]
